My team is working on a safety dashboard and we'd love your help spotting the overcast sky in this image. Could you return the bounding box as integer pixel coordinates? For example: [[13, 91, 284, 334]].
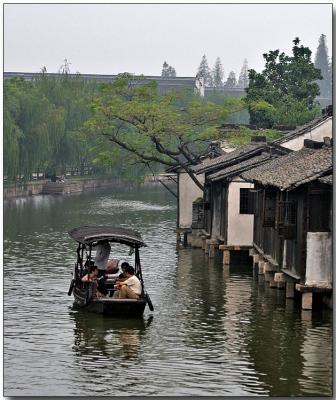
[[3, 3, 333, 77]]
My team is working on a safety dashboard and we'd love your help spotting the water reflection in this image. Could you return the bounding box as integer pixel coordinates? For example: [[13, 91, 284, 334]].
[[71, 311, 153, 360], [3, 187, 333, 396]]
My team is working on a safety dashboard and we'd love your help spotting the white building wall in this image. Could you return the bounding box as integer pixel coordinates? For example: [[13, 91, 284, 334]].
[[227, 179, 254, 246], [281, 118, 332, 151], [179, 172, 204, 228], [305, 232, 332, 287]]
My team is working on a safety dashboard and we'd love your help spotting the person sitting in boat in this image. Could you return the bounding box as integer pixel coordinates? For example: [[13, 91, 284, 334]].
[[81, 264, 107, 298], [93, 240, 111, 296], [81, 263, 98, 283], [117, 262, 129, 280], [113, 265, 142, 299]]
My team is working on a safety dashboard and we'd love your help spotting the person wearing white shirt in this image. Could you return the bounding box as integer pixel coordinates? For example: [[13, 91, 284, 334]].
[[94, 240, 111, 295], [113, 265, 142, 299]]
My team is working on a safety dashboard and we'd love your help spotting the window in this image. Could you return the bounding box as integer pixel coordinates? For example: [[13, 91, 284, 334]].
[[263, 190, 276, 227], [279, 201, 297, 225], [309, 193, 331, 232], [278, 201, 297, 240], [240, 188, 255, 214]]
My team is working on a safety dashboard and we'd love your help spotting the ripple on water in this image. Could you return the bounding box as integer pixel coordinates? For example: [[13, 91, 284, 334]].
[[3, 188, 333, 396]]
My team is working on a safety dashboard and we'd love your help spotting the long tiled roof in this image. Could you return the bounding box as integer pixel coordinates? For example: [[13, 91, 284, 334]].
[[208, 153, 275, 182], [319, 174, 333, 185], [241, 146, 332, 191], [193, 142, 268, 174], [272, 114, 331, 145]]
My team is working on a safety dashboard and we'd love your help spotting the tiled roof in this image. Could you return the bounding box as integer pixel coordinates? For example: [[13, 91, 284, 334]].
[[208, 153, 275, 182], [319, 174, 333, 185], [241, 146, 332, 191], [193, 142, 268, 174], [272, 114, 331, 145]]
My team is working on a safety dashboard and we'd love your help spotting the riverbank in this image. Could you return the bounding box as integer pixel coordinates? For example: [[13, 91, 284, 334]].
[[3, 175, 175, 200]]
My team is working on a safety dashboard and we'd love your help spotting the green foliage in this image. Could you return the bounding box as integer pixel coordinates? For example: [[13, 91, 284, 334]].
[[218, 125, 283, 147], [3, 73, 113, 182], [87, 76, 245, 175], [246, 38, 322, 128]]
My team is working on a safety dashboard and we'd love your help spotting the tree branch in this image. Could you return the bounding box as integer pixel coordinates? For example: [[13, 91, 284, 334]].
[[103, 133, 176, 167]]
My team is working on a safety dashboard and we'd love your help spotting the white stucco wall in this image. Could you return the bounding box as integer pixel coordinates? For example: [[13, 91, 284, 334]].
[[227, 179, 254, 246], [281, 117, 332, 151], [179, 172, 204, 228], [305, 232, 332, 287]]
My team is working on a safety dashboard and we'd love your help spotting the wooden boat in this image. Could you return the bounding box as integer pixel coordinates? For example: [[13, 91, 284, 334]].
[[68, 225, 153, 317]]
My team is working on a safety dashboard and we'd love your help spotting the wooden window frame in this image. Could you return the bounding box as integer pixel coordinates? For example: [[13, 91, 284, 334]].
[[239, 188, 255, 214]]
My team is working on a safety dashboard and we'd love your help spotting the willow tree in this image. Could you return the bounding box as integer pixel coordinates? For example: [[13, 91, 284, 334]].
[[87, 74, 243, 191], [34, 71, 97, 175]]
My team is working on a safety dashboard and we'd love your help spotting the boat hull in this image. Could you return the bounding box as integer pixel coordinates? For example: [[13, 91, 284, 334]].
[[73, 285, 147, 317]]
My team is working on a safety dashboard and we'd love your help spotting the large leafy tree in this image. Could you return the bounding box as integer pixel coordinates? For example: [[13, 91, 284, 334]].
[[314, 34, 331, 98], [87, 74, 242, 191], [245, 38, 322, 128]]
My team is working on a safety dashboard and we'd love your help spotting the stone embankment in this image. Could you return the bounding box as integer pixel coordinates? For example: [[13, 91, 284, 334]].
[[4, 177, 124, 200], [4, 175, 175, 200]]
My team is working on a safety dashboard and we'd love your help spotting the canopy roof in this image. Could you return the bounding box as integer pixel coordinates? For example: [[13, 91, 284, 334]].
[[68, 225, 146, 247]]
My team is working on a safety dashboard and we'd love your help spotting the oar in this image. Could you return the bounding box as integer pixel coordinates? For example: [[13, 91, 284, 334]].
[[68, 279, 75, 296], [145, 292, 154, 311]]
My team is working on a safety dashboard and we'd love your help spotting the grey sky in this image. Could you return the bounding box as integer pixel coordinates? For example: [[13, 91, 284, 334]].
[[4, 3, 332, 77]]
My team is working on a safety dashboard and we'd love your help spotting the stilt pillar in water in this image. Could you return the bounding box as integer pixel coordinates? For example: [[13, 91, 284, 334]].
[[209, 244, 215, 258], [223, 250, 230, 265], [269, 275, 277, 288], [302, 292, 313, 310], [258, 261, 265, 275], [274, 272, 285, 289], [286, 281, 295, 299]]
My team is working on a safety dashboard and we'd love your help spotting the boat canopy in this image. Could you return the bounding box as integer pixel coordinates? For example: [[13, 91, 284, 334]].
[[68, 225, 147, 247]]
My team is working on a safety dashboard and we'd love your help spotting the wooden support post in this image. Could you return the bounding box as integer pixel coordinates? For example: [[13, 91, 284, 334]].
[[302, 292, 313, 310], [286, 282, 295, 299]]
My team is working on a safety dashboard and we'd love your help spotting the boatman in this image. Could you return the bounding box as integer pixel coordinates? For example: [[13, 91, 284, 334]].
[[94, 239, 111, 295]]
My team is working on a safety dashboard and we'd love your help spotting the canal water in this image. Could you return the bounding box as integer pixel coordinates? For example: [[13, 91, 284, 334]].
[[4, 187, 332, 396]]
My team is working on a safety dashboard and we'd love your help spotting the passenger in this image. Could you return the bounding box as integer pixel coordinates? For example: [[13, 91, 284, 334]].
[[113, 265, 142, 299], [93, 240, 111, 296], [117, 262, 129, 280], [81, 263, 98, 282], [81, 264, 107, 298]]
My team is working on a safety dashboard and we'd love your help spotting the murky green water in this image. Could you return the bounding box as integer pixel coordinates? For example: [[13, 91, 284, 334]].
[[3, 186, 333, 396]]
